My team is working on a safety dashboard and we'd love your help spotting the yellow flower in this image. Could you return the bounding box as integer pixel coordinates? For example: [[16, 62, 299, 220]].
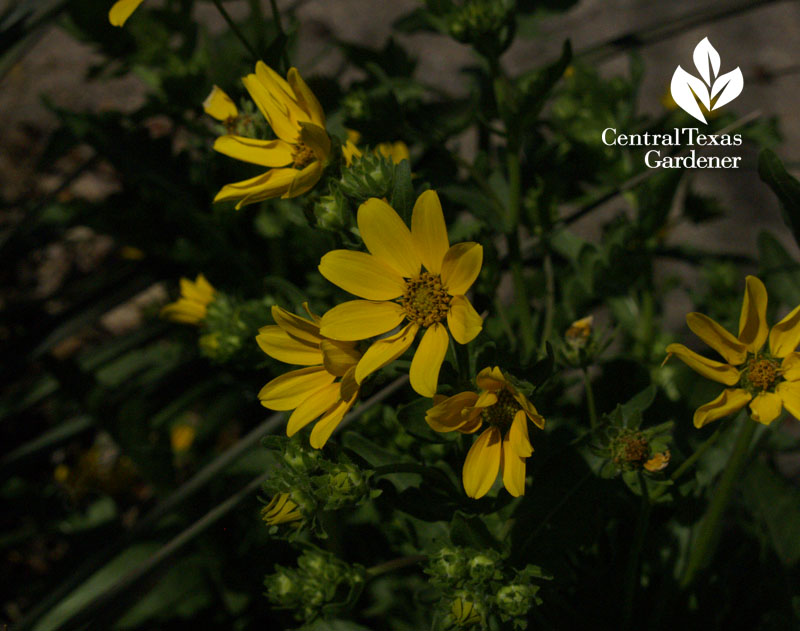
[[161, 274, 216, 325], [565, 315, 593, 348], [342, 129, 410, 167], [170, 424, 196, 453], [426, 367, 545, 498], [666, 275, 800, 427], [203, 85, 239, 125], [109, 0, 144, 26], [261, 492, 303, 526], [644, 450, 670, 472], [257, 304, 361, 448], [318, 191, 483, 397], [212, 62, 330, 208]]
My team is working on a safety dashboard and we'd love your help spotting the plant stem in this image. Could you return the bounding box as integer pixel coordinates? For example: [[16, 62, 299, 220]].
[[268, 0, 290, 70], [679, 417, 757, 589], [621, 471, 652, 630], [540, 252, 555, 353], [649, 425, 722, 501], [582, 367, 598, 429], [211, 0, 259, 62], [366, 554, 427, 577]]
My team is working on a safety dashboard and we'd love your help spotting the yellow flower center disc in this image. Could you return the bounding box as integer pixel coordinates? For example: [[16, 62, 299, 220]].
[[481, 388, 521, 431], [402, 272, 451, 327], [746, 358, 779, 391]]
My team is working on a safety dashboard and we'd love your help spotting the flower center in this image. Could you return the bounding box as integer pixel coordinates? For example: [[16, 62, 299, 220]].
[[481, 388, 520, 431], [402, 272, 451, 327], [745, 357, 779, 391], [292, 142, 316, 169]]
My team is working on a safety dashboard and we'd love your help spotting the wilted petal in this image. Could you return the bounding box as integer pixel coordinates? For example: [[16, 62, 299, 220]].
[[769, 304, 800, 358]]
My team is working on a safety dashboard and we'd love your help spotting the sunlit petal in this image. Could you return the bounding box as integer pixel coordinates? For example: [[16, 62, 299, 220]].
[[355, 323, 418, 383], [665, 343, 740, 385], [769, 304, 800, 358], [686, 312, 747, 365], [319, 300, 406, 341], [441, 243, 483, 295], [357, 198, 420, 277], [409, 323, 449, 397], [258, 367, 335, 411], [447, 295, 483, 344], [738, 275, 768, 353], [693, 388, 751, 428], [318, 250, 405, 300], [411, 190, 449, 274], [462, 427, 502, 499]]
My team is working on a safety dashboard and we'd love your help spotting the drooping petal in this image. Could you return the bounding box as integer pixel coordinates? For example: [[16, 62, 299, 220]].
[[686, 312, 747, 365], [256, 325, 323, 365], [441, 243, 483, 295], [665, 343, 740, 385], [508, 409, 534, 457], [475, 366, 508, 392], [309, 395, 355, 448], [284, 160, 324, 199], [693, 388, 752, 428], [501, 433, 527, 497], [213, 136, 294, 167], [242, 74, 298, 144], [425, 391, 480, 432], [357, 198, 420, 278], [203, 86, 238, 121], [355, 322, 419, 383], [299, 122, 331, 161], [287, 67, 326, 127], [769, 304, 800, 358], [411, 190, 449, 274], [738, 275, 768, 353], [749, 391, 783, 425], [318, 250, 405, 300], [319, 300, 407, 341], [213, 167, 297, 207], [447, 295, 483, 344], [462, 427, 502, 499], [781, 353, 800, 382], [512, 392, 545, 429], [271, 305, 321, 345], [109, 0, 145, 26], [409, 323, 449, 397], [286, 382, 340, 435], [320, 339, 361, 377], [258, 367, 335, 411], [777, 381, 800, 421]]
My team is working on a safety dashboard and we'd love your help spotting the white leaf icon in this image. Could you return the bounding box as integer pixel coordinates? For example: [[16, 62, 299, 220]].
[[710, 67, 744, 110], [670, 65, 711, 124], [693, 37, 720, 86]]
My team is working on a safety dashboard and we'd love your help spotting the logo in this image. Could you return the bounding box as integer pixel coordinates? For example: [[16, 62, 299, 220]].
[[670, 37, 743, 124]]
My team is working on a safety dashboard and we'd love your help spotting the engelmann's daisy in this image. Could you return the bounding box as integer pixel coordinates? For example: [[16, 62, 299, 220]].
[[161, 274, 216, 325]]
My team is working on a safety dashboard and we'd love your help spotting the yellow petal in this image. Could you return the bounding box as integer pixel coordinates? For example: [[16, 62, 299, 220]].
[[272, 305, 321, 345], [777, 381, 800, 421], [357, 198, 420, 278], [441, 243, 482, 295], [180, 275, 214, 303], [342, 140, 362, 166], [109, 0, 145, 26], [644, 451, 670, 472], [738, 275, 768, 353], [462, 427, 502, 499], [447, 295, 483, 344], [409, 323, 449, 397], [256, 325, 323, 365], [501, 432, 527, 497], [203, 86, 238, 121], [321, 339, 361, 377], [213, 167, 297, 207], [213, 136, 293, 167], [781, 353, 800, 382], [339, 366, 359, 401], [476, 366, 507, 392], [286, 382, 340, 435], [425, 391, 480, 432], [769, 304, 800, 358], [665, 343, 740, 386], [319, 300, 406, 342], [693, 388, 751, 428], [508, 409, 533, 457], [513, 391, 545, 429], [284, 161, 324, 199], [355, 322, 418, 383], [258, 367, 335, 411], [472, 391, 498, 409], [318, 250, 405, 300], [309, 396, 355, 448], [287, 67, 326, 128], [377, 141, 410, 164], [686, 312, 747, 366], [161, 300, 205, 324], [749, 391, 783, 425], [299, 122, 331, 160], [411, 190, 449, 275], [242, 74, 299, 144]]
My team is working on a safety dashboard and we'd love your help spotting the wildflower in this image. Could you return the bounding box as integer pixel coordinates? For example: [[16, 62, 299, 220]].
[[318, 190, 483, 397], [203, 85, 239, 127], [644, 450, 670, 472], [565, 315, 593, 349], [212, 62, 330, 208], [666, 275, 800, 427], [257, 304, 361, 448], [170, 424, 196, 453], [426, 367, 544, 498], [261, 492, 303, 526], [109, 0, 144, 26], [160, 274, 216, 325], [342, 129, 410, 166]]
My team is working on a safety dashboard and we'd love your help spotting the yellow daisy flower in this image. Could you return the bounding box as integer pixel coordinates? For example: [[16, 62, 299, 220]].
[[161, 274, 216, 325], [666, 275, 800, 427], [212, 62, 330, 209], [109, 0, 145, 26], [425, 367, 545, 498], [257, 304, 361, 448], [203, 85, 239, 127], [318, 190, 484, 397]]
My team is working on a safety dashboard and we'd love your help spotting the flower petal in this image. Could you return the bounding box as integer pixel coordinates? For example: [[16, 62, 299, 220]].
[[109, 0, 145, 26], [476, 366, 507, 392], [462, 427, 502, 499], [738, 275, 768, 353], [472, 391, 498, 409], [410, 323, 449, 397], [769, 304, 800, 358], [501, 432, 527, 497], [512, 392, 545, 429], [286, 382, 340, 435], [411, 190, 449, 274], [213, 136, 294, 167], [285, 160, 323, 199], [508, 409, 533, 457], [321, 339, 361, 377], [355, 322, 418, 383], [272, 305, 321, 344], [447, 295, 483, 344], [781, 353, 800, 382], [258, 367, 335, 411], [299, 121, 331, 160], [693, 388, 751, 428], [203, 86, 238, 121], [441, 243, 482, 295], [777, 381, 800, 421], [686, 312, 747, 365], [309, 395, 356, 448], [213, 168, 296, 207], [319, 250, 405, 300], [242, 73, 298, 143], [426, 391, 480, 432], [665, 343, 740, 385], [320, 300, 407, 342], [287, 67, 326, 128], [256, 325, 323, 365], [749, 391, 783, 425], [357, 198, 420, 278]]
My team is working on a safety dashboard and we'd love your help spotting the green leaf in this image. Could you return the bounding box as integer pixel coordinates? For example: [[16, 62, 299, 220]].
[[450, 512, 498, 550], [758, 149, 800, 248], [517, 39, 572, 129], [390, 159, 414, 223]]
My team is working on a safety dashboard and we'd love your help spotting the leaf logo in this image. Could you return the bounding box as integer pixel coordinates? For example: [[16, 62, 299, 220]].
[[670, 37, 743, 124]]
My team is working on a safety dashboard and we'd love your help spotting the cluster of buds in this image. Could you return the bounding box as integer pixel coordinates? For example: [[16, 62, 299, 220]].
[[264, 549, 366, 623], [426, 547, 547, 629], [338, 150, 398, 203], [443, 0, 516, 59], [199, 293, 276, 363]]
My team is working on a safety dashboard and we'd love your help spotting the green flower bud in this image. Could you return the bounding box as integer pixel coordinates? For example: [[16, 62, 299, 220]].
[[314, 190, 351, 232], [468, 553, 500, 582], [339, 152, 396, 201], [448, 592, 484, 628], [446, 0, 516, 58], [496, 583, 536, 618]]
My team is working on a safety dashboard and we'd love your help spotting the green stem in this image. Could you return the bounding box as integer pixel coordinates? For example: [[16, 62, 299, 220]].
[[211, 0, 259, 62], [649, 425, 722, 501], [679, 417, 757, 589], [540, 251, 555, 352], [268, 0, 290, 70], [622, 471, 652, 630], [366, 554, 427, 578], [582, 367, 598, 430]]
